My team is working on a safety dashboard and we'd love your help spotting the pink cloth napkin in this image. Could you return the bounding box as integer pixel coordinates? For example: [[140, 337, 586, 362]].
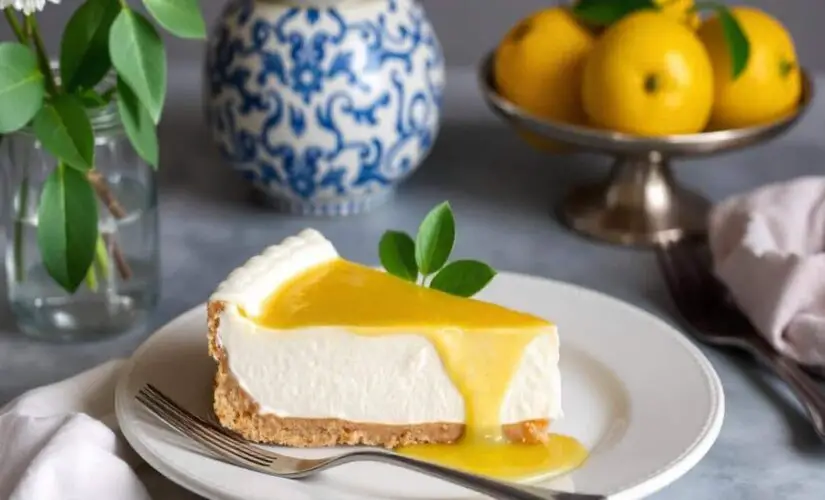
[[709, 176, 825, 367]]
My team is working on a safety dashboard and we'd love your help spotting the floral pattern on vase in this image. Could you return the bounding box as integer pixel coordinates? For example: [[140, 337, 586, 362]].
[[204, 0, 445, 215]]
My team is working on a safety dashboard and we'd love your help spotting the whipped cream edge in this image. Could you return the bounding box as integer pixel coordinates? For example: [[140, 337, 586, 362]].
[[211, 228, 563, 425], [210, 228, 338, 318]]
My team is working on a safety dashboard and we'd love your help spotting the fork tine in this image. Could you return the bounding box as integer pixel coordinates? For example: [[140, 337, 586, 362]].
[[136, 393, 268, 466], [671, 241, 716, 305], [655, 242, 678, 293], [135, 391, 265, 464], [656, 242, 695, 315], [136, 391, 272, 467], [137, 388, 272, 462], [669, 241, 704, 296], [140, 386, 279, 463], [144, 384, 250, 443], [136, 388, 273, 466], [658, 240, 714, 326], [680, 239, 728, 297], [143, 384, 255, 446]]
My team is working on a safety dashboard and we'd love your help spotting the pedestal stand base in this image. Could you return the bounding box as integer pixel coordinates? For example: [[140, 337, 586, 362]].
[[559, 155, 710, 246]]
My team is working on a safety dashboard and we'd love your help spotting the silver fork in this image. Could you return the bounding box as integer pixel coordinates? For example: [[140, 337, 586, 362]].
[[656, 237, 825, 440], [135, 384, 604, 500]]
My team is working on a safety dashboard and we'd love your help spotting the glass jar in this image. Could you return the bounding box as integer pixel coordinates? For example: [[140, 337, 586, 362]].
[[1, 100, 160, 342]]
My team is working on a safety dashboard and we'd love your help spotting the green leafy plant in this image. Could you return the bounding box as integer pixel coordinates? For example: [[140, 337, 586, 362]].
[[572, 0, 751, 80], [1, 0, 205, 293], [379, 202, 497, 298]]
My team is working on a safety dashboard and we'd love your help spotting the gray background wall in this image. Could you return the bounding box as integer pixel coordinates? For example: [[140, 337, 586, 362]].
[[1, 1, 822, 70]]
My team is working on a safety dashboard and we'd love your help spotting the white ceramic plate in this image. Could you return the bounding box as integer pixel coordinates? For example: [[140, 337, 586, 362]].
[[116, 273, 724, 500]]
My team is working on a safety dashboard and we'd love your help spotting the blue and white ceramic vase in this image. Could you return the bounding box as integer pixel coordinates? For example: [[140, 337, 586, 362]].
[[204, 0, 445, 215]]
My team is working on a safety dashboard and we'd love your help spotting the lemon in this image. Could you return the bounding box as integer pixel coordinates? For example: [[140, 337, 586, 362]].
[[495, 7, 595, 131], [582, 10, 714, 135], [697, 7, 802, 130]]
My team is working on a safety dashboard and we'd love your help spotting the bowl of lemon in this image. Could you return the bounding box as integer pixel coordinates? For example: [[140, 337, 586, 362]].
[[479, 0, 814, 246]]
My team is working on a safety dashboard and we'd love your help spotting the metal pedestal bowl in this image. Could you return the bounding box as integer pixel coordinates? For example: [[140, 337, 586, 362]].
[[479, 52, 814, 247]]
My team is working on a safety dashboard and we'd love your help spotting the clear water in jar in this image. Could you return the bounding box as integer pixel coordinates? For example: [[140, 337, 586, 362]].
[[6, 177, 159, 341]]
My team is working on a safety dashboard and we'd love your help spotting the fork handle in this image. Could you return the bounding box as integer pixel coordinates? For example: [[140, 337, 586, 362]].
[[331, 450, 604, 500], [748, 336, 825, 440]]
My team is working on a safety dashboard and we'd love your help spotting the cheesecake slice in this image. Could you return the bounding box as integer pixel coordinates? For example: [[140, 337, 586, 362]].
[[207, 229, 562, 448]]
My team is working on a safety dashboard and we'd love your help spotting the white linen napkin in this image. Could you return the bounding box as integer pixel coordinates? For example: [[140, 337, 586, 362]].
[[708, 176, 825, 366], [0, 360, 151, 500]]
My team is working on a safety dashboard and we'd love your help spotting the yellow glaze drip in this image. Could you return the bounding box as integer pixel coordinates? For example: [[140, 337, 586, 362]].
[[397, 434, 589, 480], [255, 258, 587, 480]]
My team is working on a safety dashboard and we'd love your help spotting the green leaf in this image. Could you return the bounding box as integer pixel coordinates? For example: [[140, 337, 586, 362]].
[[37, 163, 99, 293], [430, 260, 497, 298], [379, 230, 418, 282], [713, 6, 750, 80], [0, 43, 45, 133], [60, 0, 121, 93], [109, 9, 166, 124], [79, 88, 109, 109], [143, 0, 206, 39], [33, 94, 95, 172], [572, 0, 656, 26], [415, 202, 455, 276], [117, 77, 159, 168]]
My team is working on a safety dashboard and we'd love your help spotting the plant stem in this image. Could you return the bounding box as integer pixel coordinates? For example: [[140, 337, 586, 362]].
[[100, 86, 116, 103], [3, 8, 26, 43], [25, 15, 58, 95], [87, 171, 132, 280], [87, 171, 127, 219], [103, 233, 132, 280], [95, 235, 110, 280], [84, 234, 109, 293], [12, 175, 29, 283], [85, 263, 99, 292]]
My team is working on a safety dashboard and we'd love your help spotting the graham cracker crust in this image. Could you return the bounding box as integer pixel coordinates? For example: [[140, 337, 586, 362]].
[[207, 300, 550, 448]]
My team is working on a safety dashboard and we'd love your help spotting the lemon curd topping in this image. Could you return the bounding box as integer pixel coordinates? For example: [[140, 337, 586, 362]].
[[256, 258, 548, 329], [253, 258, 587, 480]]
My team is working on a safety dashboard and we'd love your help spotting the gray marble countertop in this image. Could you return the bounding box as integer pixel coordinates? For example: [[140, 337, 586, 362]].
[[2, 66, 825, 499]]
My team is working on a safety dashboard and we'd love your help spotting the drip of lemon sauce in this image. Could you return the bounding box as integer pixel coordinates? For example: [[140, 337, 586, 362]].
[[254, 258, 589, 481], [397, 434, 588, 481]]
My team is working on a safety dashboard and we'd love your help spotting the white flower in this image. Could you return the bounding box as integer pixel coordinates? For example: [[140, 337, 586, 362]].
[[0, 0, 60, 15]]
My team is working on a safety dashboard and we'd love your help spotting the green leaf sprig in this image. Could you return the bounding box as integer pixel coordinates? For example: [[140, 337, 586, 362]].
[[379, 202, 497, 298], [572, 0, 751, 80], [0, 0, 205, 293], [694, 2, 750, 79], [0, 42, 44, 133]]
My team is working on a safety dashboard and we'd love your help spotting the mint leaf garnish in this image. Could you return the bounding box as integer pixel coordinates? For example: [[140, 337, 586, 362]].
[[415, 201, 455, 276], [378, 201, 496, 297], [430, 260, 497, 298], [379, 230, 418, 282], [573, 0, 657, 26]]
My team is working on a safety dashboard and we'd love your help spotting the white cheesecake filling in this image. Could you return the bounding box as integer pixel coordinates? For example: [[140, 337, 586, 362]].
[[216, 307, 562, 425]]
